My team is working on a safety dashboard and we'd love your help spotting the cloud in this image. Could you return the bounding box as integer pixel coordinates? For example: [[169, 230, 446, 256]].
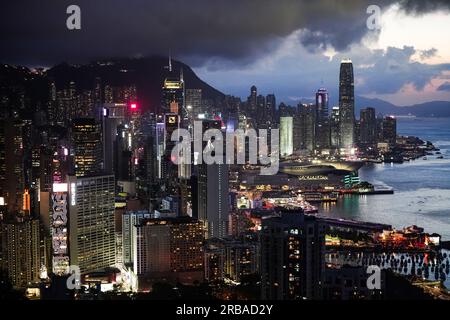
[[1, 0, 448, 67], [420, 48, 438, 60], [398, 0, 450, 15], [437, 82, 450, 92]]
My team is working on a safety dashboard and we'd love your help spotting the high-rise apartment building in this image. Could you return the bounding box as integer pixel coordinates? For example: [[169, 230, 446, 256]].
[[260, 209, 326, 300]]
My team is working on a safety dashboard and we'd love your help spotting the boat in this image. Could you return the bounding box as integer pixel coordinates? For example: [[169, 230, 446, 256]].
[[437, 155, 444, 159]]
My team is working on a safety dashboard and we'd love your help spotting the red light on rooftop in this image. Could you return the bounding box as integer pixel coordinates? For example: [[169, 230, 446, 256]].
[[130, 103, 137, 110]]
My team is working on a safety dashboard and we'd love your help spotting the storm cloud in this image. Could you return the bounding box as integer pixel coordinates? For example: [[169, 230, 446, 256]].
[[1, 0, 449, 67]]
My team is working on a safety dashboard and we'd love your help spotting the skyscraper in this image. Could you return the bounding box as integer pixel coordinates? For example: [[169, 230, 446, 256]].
[[195, 120, 229, 239], [185, 88, 202, 120], [382, 116, 397, 146], [260, 209, 326, 300], [1, 218, 41, 288], [122, 210, 151, 268], [360, 107, 377, 146], [67, 174, 116, 274], [338, 59, 355, 151], [247, 85, 257, 120], [304, 104, 317, 153], [315, 88, 330, 150], [0, 119, 25, 213], [330, 106, 340, 149], [280, 116, 293, 157], [162, 58, 184, 115], [265, 94, 276, 124], [71, 118, 103, 177]]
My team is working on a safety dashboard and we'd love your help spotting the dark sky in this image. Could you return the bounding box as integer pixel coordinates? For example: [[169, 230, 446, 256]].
[[1, 0, 448, 66]]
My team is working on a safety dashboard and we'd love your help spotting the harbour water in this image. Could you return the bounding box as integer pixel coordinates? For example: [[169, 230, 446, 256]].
[[319, 117, 450, 240]]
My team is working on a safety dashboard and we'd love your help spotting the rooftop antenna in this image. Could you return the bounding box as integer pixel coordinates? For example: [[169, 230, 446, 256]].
[[168, 50, 172, 72]]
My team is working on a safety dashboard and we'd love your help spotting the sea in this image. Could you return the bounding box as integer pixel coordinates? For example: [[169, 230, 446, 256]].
[[319, 117, 450, 241]]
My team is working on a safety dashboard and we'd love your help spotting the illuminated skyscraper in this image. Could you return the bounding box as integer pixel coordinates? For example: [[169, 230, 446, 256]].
[[247, 85, 257, 120], [71, 118, 102, 177], [162, 57, 184, 115], [0, 119, 25, 213], [2, 218, 41, 288], [330, 106, 340, 148], [360, 107, 377, 146], [67, 174, 115, 274], [265, 94, 276, 124], [338, 60, 355, 151], [303, 104, 316, 153], [382, 116, 397, 146], [185, 88, 202, 120], [280, 116, 293, 157], [315, 88, 330, 150], [162, 113, 180, 194], [195, 120, 229, 239]]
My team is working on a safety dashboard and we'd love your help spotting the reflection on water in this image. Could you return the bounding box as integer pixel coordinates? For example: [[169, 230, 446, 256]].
[[326, 250, 450, 290], [319, 118, 450, 240]]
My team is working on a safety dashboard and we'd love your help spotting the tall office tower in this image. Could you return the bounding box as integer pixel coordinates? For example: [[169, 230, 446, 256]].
[[114, 124, 133, 182], [162, 113, 181, 195], [304, 104, 317, 153], [1, 218, 41, 288], [315, 88, 330, 150], [256, 94, 266, 127], [67, 174, 115, 274], [204, 238, 259, 282], [155, 119, 165, 179], [338, 59, 355, 151], [260, 209, 326, 300], [122, 210, 151, 268], [280, 116, 294, 157], [0, 119, 25, 214], [360, 107, 377, 146], [71, 118, 103, 177], [56, 81, 77, 124], [133, 216, 204, 285], [330, 106, 340, 148], [94, 77, 102, 106], [382, 116, 397, 146], [376, 113, 384, 142], [196, 120, 229, 239], [47, 82, 58, 125], [265, 94, 276, 124], [185, 88, 202, 120], [247, 85, 257, 119], [162, 59, 184, 115], [293, 104, 305, 152], [99, 103, 127, 175]]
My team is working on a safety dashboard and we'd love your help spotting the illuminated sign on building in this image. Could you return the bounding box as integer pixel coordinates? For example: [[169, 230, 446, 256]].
[[52, 183, 70, 275], [70, 183, 76, 206], [298, 175, 329, 181]]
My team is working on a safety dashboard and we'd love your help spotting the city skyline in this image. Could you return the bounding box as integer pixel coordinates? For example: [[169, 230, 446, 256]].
[[1, 0, 450, 303]]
